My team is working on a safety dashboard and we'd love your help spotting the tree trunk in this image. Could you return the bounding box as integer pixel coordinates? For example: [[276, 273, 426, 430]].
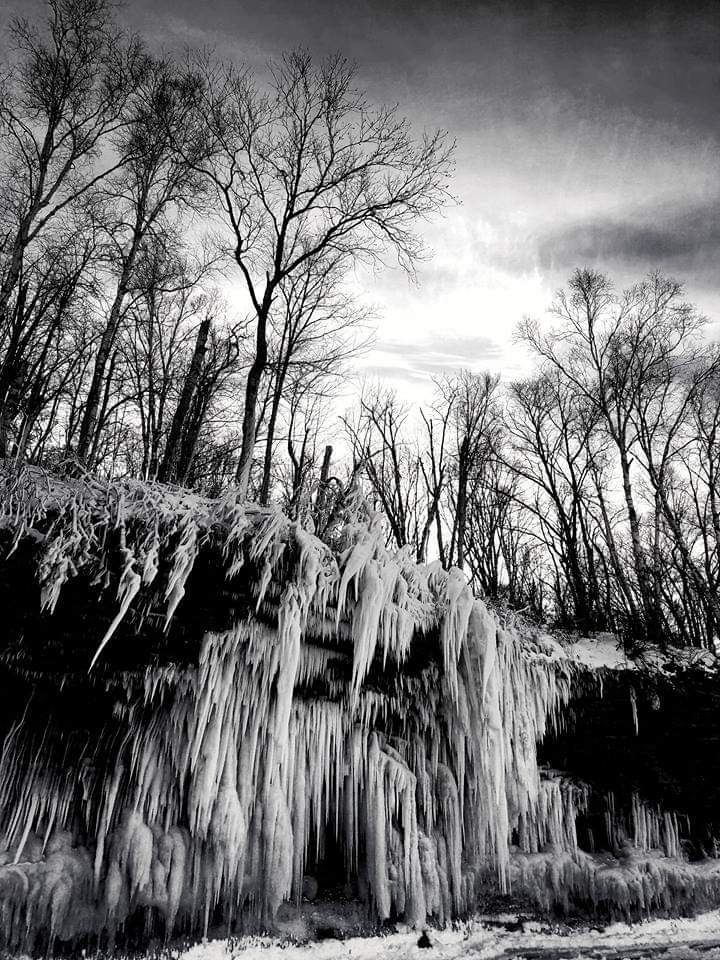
[[618, 445, 658, 638], [313, 444, 333, 528], [259, 359, 290, 505], [77, 244, 139, 465], [591, 463, 641, 631], [159, 313, 212, 484], [87, 349, 119, 468], [455, 437, 469, 569], [653, 466, 720, 644], [235, 301, 270, 500], [176, 393, 210, 484]]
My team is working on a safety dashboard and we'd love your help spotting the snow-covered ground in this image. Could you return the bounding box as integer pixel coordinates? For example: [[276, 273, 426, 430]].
[[179, 912, 720, 960], [560, 630, 718, 673]]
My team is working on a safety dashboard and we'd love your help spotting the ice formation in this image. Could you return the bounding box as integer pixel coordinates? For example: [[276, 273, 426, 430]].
[[0, 465, 717, 951]]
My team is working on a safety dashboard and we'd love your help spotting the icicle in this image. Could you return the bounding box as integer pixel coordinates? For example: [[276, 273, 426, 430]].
[[260, 781, 293, 920], [291, 745, 307, 903], [164, 518, 198, 626], [630, 688, 639, 735], [89, 547, 141, 670], [366, 734, 391, 919], [438, 570, 474, 703], [271, 587, 302, 768]]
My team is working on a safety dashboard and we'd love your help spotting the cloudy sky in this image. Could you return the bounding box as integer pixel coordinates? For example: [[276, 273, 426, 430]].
[[9, 0, 720, 397]]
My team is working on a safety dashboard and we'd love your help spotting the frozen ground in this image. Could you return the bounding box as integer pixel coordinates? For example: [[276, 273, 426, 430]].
[[559, 631, 718, 673], [179, 911, 720, 960]]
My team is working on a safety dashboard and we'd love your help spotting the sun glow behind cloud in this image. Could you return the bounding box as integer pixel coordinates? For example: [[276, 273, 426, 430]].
[[352, 217, 552, 399]]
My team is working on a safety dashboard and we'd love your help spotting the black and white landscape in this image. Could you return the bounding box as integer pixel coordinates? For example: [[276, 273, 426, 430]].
[[1, 0, 720, 956]]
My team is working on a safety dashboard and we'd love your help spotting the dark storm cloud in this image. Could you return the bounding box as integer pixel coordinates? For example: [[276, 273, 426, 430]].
[[537, 197, 720, 274], [125, 0, 720, 133]]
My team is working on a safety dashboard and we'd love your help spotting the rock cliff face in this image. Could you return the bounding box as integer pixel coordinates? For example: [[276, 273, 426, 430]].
[[0, 465, 718, 953], [542, 662, 720, 857]]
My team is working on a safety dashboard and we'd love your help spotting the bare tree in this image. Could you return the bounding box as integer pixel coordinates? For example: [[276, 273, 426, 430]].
[[257, 253, 372, 504], [433, 371, 500, 571], [75, 55, 210, 464], [161, 315, 244, 486], [344, 381, 453, 564], [0, 224, 99, 457], [464, 459, 545, 616], [186, 50, 454, 499], [630, 332, 720, 642], [278, 384, 330, 519], [113, 249, 244, 483], [519, 271, 700, 641], [505, 370, 606, 631], [344, 385, 413, 549], [517, 269, 720, 646], [0, 0, 142, 452]]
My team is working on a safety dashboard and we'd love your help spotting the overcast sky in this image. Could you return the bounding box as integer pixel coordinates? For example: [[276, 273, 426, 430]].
[[8, 0, 720, 397]]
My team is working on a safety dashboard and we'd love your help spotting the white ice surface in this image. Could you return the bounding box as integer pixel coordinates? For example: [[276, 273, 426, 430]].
[[563, 633, 631, 671], [178, 911, 720, 959]]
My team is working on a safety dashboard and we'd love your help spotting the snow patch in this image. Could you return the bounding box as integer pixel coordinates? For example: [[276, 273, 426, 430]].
[[177, 911, 720, 959]]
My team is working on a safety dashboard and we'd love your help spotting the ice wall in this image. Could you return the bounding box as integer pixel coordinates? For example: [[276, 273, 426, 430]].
[[0, 466, 715, 950]]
